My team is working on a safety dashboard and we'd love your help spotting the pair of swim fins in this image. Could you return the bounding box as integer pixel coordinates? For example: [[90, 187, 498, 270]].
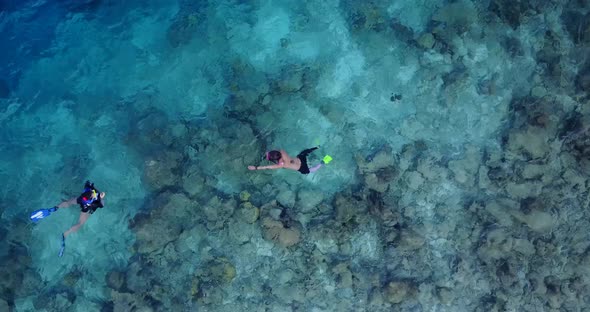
[[29, 207, 66, 257]]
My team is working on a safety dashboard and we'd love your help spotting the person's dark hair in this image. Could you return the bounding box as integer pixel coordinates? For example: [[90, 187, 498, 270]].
[[267, 150, 282, 163]]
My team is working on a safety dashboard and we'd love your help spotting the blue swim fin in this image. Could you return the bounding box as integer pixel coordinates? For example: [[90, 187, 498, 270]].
[[58, 234, 65, 257], [30, 207, 57, 222]]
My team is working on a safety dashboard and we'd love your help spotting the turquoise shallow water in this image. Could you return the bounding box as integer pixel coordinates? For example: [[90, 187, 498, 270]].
[[1, 0, 590, 311]]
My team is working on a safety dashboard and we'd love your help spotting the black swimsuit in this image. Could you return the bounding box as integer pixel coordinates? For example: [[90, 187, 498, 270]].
[[296, 147, 318, 174], [77, 190, 104, 214]]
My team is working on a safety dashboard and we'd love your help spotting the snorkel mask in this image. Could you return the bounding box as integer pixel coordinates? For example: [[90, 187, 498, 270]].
[[81, 189, 98, 205]]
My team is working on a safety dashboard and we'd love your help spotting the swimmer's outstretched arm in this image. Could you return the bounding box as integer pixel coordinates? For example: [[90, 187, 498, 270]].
[[248, 164, 283, 170]]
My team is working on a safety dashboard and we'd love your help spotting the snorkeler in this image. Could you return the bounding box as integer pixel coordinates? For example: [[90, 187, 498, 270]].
[[248, 147, 332, 174], [53, 181, 106, 256]]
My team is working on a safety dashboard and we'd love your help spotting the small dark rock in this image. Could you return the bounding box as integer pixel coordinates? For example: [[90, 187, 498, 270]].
[[576, 63, 590, 93], [501, 36, 523, 57], [561, 11, 590, 45], [390, 93, 402, 102], [106, 271, 125, 291], [442, 64, 468, 88], [488, 0, 532, 30]]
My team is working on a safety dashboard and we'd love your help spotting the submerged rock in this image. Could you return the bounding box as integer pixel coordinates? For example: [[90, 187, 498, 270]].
[[143, 152, 182, 190], [277, 189, 296, 208], [417, 33, 435, 49], [134, 217, 182, 254], [166, 0, 208, 48], [576, 63, 590, 93], [436, 286, 454, 305], [433, 1, 477, 34], [181, 166, 205, 197], [489, 0, 533, 30], [297, 189, 324, 212], [0, 299, 8, 312], [106, 271, 126, 291], [239, 190, 251, 202], [202, 196, 236, 230], [277, 67, 304, 93], [197, 257, 236, 285], [131, 193, 198, 254], [334, 193, 367, 224], [238, 201, 259, 224], [510, 210, 554, 233], [396, 228, 425, 251], [507, 127, 551, 159], [384, 281, 413, 304], [111, 291, 153, 312], [261, 217, 301, 247], [562, 11, 590, 45], [332, 263, 353, 289]]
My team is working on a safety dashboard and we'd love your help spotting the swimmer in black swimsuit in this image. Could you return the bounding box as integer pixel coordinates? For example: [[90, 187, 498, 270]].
[[247, 147, 324, 174], [52, 181, 106, 256], [54, 181, 106, 238]]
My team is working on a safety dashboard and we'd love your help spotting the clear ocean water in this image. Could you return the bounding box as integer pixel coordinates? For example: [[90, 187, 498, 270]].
[[1, 0, 589, 311]]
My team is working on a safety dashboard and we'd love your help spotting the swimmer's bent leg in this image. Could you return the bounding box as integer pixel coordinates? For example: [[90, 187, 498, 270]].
[[298, 147, 319, 158], [309, 163, 323, 173]]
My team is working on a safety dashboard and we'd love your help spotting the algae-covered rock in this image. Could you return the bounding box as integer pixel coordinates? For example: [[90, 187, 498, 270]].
[[505, 181, 543, 199], [478, 228, 513, 264], [332, 263, 353, 289], [133, 213, 182, 254], [355, 147, 399, 193], [507, 127, 551, 159], [357, 148, 395, 174], [0, 299, 8, 312], [485, 199, 516, 227], [143, 151, 182, 190], [239, 201, 259, 224], [228, 219, 256, 244], [433, 1, 477, 33], [405, 171, 425, 190], [106, 271, 126, 291], [511, 210, 554, 233], [111, 290, 153, 312], [384, 281, 411, 304], [239, 190, 251, 202], [448, 146, 481, 185], [277, 189, 296, 208], [278, 67, 304, 93], [202, 196, 236, 230], [334, 194, 366, 223], [436, 286, 454, 304], [196, 257, 236, 286], [417, 33, 435, 49], [166, 0, 208, 48], [182, 166, 205, 197], [261, 218, 301, 247], [396, 228, 425, 251], [297, 189, 324, 212], [513, 238, 535, 256], [62, 270, 82, 287], [365, 173, 389, 193]]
